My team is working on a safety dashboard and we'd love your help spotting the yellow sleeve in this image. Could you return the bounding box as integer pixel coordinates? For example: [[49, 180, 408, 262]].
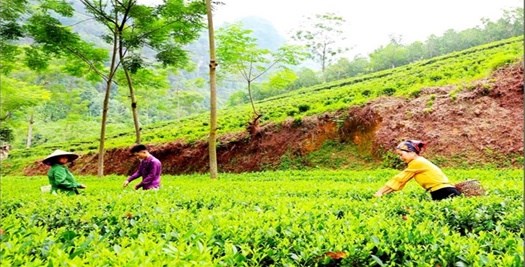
[[385, 168, 417, 191]]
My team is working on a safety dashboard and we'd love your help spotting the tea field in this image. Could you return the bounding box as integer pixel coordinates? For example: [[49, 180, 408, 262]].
[[1, 169, 523, 266]]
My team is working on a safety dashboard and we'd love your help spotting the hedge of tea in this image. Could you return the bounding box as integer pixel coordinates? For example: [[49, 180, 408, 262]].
[[1, 169, 522, 266]]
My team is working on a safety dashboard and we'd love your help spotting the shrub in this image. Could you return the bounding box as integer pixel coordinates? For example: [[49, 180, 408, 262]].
[[381, 87, 396, 96], [0, 127, 14, 143], [381, 150, 404, 169], [298, 104, 310, 113], [287, 110, 297, 116]]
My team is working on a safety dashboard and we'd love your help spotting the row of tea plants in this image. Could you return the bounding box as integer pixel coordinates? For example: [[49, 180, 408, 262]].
[[1, 169, 522, 266]]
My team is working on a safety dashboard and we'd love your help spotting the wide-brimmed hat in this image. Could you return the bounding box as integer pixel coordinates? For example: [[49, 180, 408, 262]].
[[42, 149, 79, 165]]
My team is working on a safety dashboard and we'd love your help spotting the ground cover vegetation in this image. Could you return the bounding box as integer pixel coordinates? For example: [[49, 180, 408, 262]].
[[1, 169, 522, 266]]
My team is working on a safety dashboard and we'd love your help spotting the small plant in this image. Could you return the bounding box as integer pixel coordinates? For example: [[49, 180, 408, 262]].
[[409, 88, 421, 98], [424, 95, 435, 113], [292, 117, 303, 127], [381, 150, 404, 169], [298, 104, 310, 113], [382, 87, 396, 96], [287, 110, 297, 116]]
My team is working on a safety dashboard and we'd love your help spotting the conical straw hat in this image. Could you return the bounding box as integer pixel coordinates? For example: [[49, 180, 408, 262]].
[[42, 149, 79, 165]]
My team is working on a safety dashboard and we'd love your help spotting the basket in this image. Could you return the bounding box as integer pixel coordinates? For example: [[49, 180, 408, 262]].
[[455, 179, 486, 197], [40, 185, 51, 193]]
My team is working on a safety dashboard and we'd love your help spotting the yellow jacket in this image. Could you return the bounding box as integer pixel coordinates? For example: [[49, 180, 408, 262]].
[[386, 156, 453, 192]]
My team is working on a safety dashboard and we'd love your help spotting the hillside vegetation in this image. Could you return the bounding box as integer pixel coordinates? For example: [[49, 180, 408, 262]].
[[6, 36, 524, 175]]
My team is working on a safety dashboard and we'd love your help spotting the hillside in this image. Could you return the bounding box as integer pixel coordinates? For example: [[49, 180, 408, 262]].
[[21, 63, 523, 176], [6, 37, 524, 175]]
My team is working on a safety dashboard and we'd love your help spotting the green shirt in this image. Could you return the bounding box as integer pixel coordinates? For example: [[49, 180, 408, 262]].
[[47, 164, 81, 195]]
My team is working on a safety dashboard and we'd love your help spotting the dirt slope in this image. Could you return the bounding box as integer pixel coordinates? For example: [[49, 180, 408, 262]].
[[24, 63, 523, 175]]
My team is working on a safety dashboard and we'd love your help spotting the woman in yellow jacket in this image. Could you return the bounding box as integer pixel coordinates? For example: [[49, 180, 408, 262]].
[[374, 140, 461, 200]]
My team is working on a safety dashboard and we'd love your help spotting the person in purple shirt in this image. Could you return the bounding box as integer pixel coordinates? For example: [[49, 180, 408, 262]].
[[122, 144, 162, 190]]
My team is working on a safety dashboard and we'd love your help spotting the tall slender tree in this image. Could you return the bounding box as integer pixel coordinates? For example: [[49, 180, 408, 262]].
[[216, 23, 305, 118], [206, 0, 218, 179], [292, 13, 349, 80]]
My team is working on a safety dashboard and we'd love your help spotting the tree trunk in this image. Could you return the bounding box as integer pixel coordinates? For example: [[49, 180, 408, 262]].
[[206, 0, 218, 179], [247, 80, 259, 116], [97, 26, 120, 177], [26, 113, 34, 148], [119, 41, 141, 144]]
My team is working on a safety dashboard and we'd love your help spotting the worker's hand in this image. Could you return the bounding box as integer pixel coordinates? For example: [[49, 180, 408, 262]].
[[78, 184, 86, 189], [134, 184, 141, 190], [123, 180, 129, 188], [373, 191, 383, 198]]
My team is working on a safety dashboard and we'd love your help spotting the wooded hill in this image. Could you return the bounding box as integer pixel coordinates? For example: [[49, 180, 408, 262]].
[[8, 36, 524, 175]]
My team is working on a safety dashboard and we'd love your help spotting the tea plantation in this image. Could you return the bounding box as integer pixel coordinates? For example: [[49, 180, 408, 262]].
[[1, 169, 522, 266]]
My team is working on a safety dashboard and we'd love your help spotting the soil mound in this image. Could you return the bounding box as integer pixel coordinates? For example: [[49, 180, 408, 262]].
[[24, 63, 523, 175]]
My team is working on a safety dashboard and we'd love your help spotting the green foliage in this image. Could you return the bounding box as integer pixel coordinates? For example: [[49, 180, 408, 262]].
[[487, 52, 519, 71], [0, 75, 51, 123], [293, 12, 349, 73], [369, 41, 410, 71], [325, 56, 369, 82], [0, 127, 14, 143], [0, 169, 522, 265], [156, 46, 190, 68], [217, 22, 305, 115], [381, 87, 396, 96], [381, 151, 405, 169], [297, 104, 310, 113], [289, 68, 320, 90], [259, 69, 298, 98], [306, 140, 377, 169], [278, 151, 306, 170]]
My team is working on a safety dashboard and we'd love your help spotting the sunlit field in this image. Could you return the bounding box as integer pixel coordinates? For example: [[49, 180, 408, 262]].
[[1, 169, 523, 266]]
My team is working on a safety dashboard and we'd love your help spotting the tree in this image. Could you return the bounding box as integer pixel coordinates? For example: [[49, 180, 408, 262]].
[[217, 23, 304, 118], [1, 0, 110, 154], [0, 76, 51, 122], [289, 68, 320, 90], [0, 75, 51, 146], [405, 41, 426, 62], [206, 0, 218, 179], [256, 69, 298, 99], [369, 38, 409, 72], [292, 13, 349, 79], [78, 0, 206, 176], [324, 56, 370, 82]]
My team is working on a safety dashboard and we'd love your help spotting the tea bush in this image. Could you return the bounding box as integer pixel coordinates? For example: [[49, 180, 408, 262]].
[[1, 169, 522, 266]]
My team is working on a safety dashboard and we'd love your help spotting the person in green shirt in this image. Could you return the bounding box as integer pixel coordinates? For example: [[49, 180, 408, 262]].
[[43, 150, 86, 195]]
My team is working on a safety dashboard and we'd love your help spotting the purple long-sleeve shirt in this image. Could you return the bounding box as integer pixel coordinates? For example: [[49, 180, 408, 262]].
[[127, 155, 162, 190]]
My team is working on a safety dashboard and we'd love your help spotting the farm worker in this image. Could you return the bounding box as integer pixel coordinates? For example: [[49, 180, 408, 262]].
[[373, 140, 461, 201], [123, 144, 162, 190], [43, 149, 86, 195]]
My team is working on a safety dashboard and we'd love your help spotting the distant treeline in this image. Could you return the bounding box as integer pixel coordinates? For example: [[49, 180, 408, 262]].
[[229, 7, 523, 105]]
